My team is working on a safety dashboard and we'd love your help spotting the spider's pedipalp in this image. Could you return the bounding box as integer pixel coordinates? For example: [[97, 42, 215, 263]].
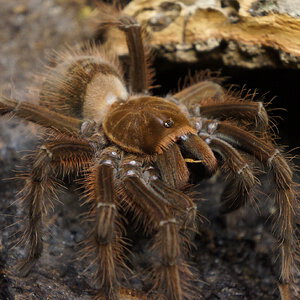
[[179, 134, 217, 175], [17, 137, 93, 277], [119, 155, 197, 300], [156, 143, 189, 190], [83, 146, 125, 300]]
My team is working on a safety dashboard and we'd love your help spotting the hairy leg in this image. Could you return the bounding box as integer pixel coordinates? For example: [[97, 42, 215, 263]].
[[0, 96, 82, 135], [144, 164, 198, 237], [119, 154, 197, 300], [118, 15, 153, 94], [100, 10, 152, 94], [199, 134, 257, 213], [200, 119, 299, 299], [172, 80, 268, 130], [16, 137, 93, 276], [172, 80, 225, 105], [83, 147, 126, 300]]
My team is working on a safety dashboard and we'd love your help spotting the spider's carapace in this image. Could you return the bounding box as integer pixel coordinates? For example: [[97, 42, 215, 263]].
[[103, 96, 196, 154]]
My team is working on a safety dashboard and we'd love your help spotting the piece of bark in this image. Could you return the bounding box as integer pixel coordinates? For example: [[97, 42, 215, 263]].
[[102, 0, 300, 68]]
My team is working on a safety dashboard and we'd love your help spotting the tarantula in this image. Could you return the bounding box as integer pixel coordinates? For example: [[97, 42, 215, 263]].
[[0, 5, 299, 300]]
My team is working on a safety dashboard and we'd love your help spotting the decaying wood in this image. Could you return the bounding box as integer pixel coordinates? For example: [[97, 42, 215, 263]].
[[102, 0, 300, 68]]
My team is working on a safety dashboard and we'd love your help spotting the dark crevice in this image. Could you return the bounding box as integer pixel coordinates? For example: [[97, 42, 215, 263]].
[[151, 56, 300, 151]]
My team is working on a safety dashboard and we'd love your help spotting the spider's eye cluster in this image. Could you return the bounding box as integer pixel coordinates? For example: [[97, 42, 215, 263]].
[[163, 119, 174, 128]]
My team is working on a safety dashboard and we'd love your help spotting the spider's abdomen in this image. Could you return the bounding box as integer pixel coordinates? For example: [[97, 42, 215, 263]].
[[103, 96, 196, 155], [39, 47, 128, 121]]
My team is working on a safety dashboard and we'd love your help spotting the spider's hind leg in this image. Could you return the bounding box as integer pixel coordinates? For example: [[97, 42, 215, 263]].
[[0, 96, 82, 135]]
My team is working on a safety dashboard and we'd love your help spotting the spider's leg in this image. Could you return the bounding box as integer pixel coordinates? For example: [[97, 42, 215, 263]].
[[200, 134, 257, 213], [83, 147, 125, 300], [155, 143, 204, 233], [118, 16, 152, 94], [199, 100, 268, 130], [172, 80, 225, 104], [17, 137, 93, 276], [145, 164, 198, 235], [200, 119, 298, 299], [83, 146, 125, 300], [0, 96, 82, 135], [171, 80, 268, 130], [120, 155, 196, 300]]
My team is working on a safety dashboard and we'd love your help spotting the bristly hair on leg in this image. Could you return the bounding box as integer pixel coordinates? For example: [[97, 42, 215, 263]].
[[79, 153, 129, 300], [91, 1, 155, 93]]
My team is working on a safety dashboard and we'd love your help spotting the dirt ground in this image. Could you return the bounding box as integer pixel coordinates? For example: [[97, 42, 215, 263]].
[[0, 1, 299, 299]]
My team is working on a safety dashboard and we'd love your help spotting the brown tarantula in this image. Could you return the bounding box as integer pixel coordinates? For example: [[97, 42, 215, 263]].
[[0, 5, 299, 300]]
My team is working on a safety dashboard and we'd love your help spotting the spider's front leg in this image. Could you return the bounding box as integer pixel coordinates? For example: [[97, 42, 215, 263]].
[[16, 137, 93, 276], [172, 80, 269, 131], [200, 119, 299, 300], [200, 134, 258, 213], [83, 146, 126, 300], [119, 154, 197, 300]]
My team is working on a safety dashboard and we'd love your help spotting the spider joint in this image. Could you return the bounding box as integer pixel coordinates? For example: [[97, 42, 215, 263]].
[[207, 121, 219, 134], [12, 100, 22, 113], [237, 163, 249, 175], [96, 202, 116, 209], [205, 137, 212, 144], [126, 169, 139, 177], [127, 160, 139, 166], [80, 120, 97, 137], [268, 149, 280, 165], [186, 205, 197, 212], [159, 218, 177, 227], [123, 159, 142, 168], [191, 104, 201, 116], [149, 175, 159, 181], [40, 145, 53, 159], [108, 151, 119, 158], [195, 119, 203, 131], [100, 159, 113, 166], [179, 134, 189, 141]]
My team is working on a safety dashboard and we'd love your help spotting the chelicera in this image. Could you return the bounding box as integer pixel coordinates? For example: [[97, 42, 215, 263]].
[[0, 3, 298, 300]]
